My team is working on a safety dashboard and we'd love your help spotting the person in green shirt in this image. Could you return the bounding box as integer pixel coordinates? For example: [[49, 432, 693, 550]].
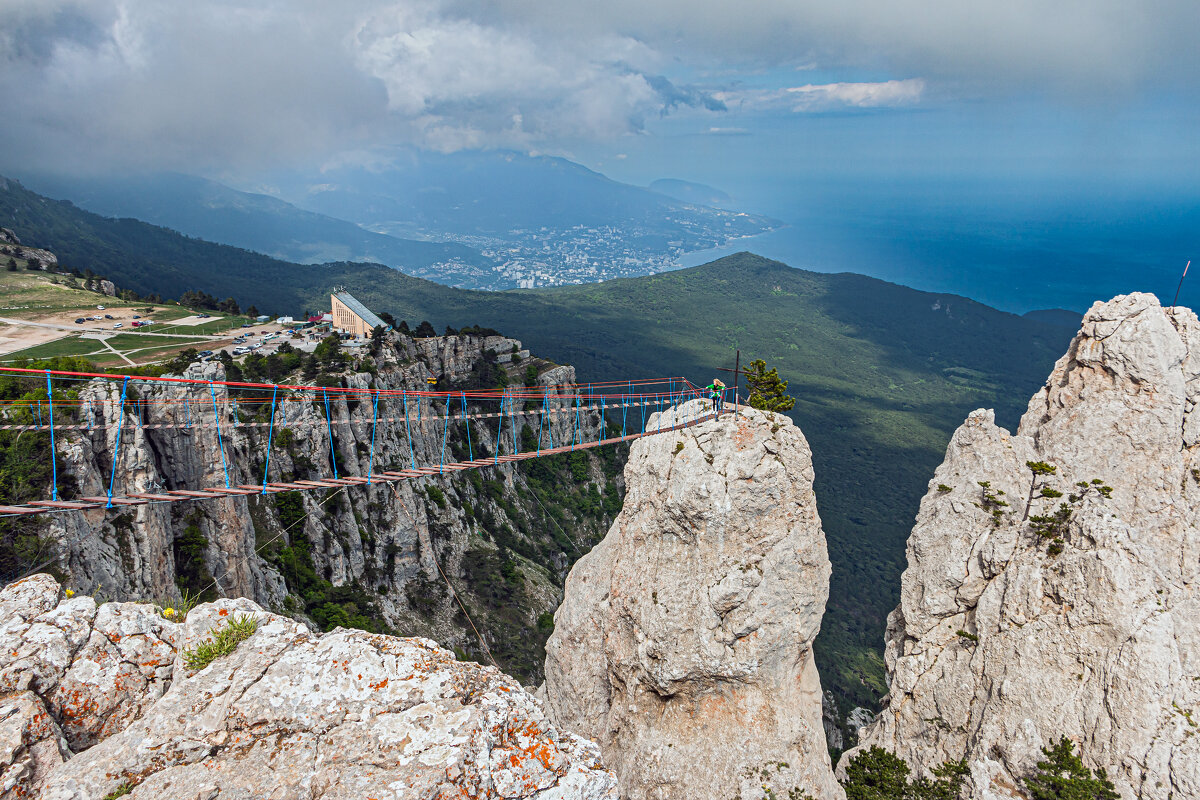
[[706, 378, 725, 415]]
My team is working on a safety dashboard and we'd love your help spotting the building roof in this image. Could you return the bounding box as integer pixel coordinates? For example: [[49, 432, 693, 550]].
[[332, 292, 387, 331]]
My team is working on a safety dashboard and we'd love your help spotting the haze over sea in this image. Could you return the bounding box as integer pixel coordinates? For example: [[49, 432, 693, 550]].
[[677, 176, 1200, 316]]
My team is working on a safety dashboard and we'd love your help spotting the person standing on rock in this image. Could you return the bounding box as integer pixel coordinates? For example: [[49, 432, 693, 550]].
[[707, 378, 725, 414]]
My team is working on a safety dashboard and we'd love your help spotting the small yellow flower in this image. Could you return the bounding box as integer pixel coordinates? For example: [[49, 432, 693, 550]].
[[64, 589, 75, 598], [163, 607, 176, 617]]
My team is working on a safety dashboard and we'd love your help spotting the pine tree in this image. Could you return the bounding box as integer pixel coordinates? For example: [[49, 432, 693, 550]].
[[746, 358, 796, 412], [1023, 738, 1118, 800], [842, 747, 967, 800], [842, 746, 911, 800]]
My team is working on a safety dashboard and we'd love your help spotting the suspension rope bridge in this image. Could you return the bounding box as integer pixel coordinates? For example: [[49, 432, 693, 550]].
[[0, 365, 734, 518]]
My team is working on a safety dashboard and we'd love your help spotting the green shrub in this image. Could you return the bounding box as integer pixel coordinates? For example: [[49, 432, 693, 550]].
[[103, 782, 134, 799], [841, 746, 967, 800], [182, 613, 258, 671], [1023, 737, 1117, 800], [426, 485, 447, 508]]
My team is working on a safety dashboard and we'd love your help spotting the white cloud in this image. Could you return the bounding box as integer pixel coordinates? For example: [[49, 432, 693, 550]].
[[0, 0, 717, 170], [0, 0, 1195, 171], [787, 79, 925, 110]]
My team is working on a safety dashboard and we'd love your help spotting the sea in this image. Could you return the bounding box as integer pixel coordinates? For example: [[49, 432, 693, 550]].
[[677, 176, 1200, 315]]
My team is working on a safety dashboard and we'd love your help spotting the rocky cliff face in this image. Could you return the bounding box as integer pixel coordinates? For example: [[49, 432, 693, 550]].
[[38, 331, 624, 683], [0, 226, 58, 269], [0, 573, 617, 799], [543, 402, 841, 800], [846, 293, 1200, 798]]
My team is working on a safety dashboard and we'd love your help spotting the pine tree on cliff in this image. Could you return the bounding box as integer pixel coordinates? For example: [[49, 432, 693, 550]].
[[841, 746, 967, 800], [1023, 738, 1118, 800], [746, 359, 796, 412]]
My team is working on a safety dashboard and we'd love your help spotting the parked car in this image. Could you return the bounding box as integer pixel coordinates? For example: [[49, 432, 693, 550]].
[[232, 346, 250, 355], [198, 350, 213, 357], [112, 323, 122, 328], [90, 315, 102, 321], [132, 314, 140, 319], [241, 323, 252, 328], [197, 313, 210, 318], [104, 314, 113, 319], [74, 318, 84, 324], [96, 305, 105, 310]]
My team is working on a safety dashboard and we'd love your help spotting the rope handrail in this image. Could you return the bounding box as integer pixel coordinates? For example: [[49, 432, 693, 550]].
[[0, 365, 733, 517]]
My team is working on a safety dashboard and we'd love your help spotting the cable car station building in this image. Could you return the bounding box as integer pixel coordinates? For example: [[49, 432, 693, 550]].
[[331, 291, 387, 338]]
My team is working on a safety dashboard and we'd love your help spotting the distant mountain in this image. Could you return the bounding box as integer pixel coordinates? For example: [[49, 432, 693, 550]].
[[0, 176, 1073, 730], [0, 175, 315, 311], [16, 172, 493, 280], [272, 150, 775, 241], [16, 155, 779, 290], [649, 178, 733, 207]]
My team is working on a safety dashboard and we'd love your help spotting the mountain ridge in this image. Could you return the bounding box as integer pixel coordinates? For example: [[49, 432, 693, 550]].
[[16, 171, 489, 274]]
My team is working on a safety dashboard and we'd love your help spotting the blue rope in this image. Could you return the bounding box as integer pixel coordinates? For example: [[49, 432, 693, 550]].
[[495, 393, 505, 465], [510, 393, 519, 454], [438, 397, 449, 474], [36, 400, 42, 428], [261, 385, 279, 494], [323, 389, 338, 479], [545, 394, 555, 448], [367, 389, 379, 484], [107, 377, 129, 508], [210, 381, 230, 488], [462, 392, 473, 461], [599, 397, 605, 442], [403, 391, 416, 470], [640, 394, 646, 434], [184, 397, 192, 428], [44, 371, 57, 501], [537, 393, 547, 454], [622, 382, 629, 439], [572, 395, 581, 449]]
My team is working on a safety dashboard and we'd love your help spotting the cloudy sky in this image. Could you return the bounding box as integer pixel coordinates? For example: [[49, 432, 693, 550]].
[[1, 0, 1198, 192]]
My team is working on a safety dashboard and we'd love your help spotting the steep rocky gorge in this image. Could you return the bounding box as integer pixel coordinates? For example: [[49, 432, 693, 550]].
[[9, 291, 1200, 799], [29, 331, 625, 682], [544, 402, 842, 800], [846, 293, 1200, 798]]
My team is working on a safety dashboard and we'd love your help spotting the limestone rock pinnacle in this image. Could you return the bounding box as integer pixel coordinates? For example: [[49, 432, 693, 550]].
[[544, 400, 841, 800], [845, 293, 1200, 799]]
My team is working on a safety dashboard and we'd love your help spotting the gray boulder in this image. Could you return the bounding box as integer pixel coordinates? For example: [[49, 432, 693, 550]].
[[0, 576, 616, 799]]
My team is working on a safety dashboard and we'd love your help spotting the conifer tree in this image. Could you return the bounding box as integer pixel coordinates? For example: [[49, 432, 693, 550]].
[[841, 747, 967, 800], [746, 358, 796, 412], [1023, 738, 1118, 800]]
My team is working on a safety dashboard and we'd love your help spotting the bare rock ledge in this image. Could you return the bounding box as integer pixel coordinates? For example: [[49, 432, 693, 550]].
[[0, 574, 617, 800]]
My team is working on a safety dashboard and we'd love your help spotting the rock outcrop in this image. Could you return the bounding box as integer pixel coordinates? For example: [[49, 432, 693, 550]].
[[846, 293, 1200, 798], [41, 331, 620, 682], [544, 402, 841, 800], [0, 574, 617, 799]]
